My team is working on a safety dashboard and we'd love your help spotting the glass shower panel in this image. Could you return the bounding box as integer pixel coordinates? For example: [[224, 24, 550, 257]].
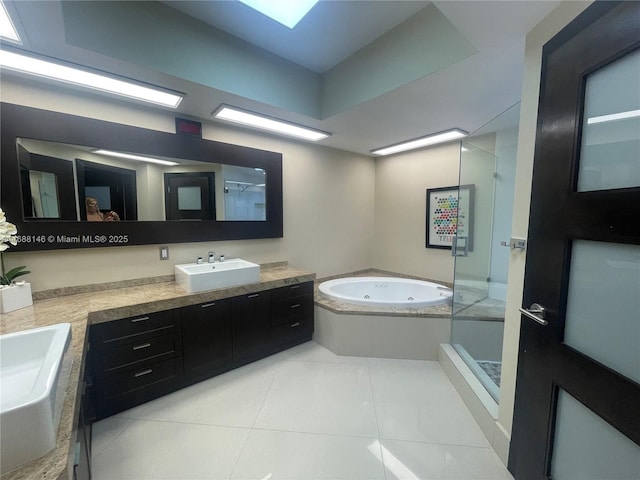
[[450, 102, 520, 401]]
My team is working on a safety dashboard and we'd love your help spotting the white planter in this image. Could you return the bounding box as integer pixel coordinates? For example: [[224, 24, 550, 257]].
[[0, 283, 33, 313]]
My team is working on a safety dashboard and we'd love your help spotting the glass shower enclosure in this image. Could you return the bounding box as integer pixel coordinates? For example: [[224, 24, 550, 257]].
[[450, 103, 520, 401]]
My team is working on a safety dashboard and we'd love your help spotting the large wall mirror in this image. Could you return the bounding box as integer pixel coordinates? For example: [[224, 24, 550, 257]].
[[1, 103, 283, 251]]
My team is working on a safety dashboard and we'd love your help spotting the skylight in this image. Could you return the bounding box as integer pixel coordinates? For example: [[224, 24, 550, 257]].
[[238, 0, 319, 29], [0, 1, 21, 43]]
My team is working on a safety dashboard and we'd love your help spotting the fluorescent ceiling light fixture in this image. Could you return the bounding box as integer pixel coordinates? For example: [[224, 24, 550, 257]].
[[93, 149, 179, 166], [587, 109, 640, 125], [372, 128, 468, 156], [0, 1, 20, 43], [0, 50, 183, 108], [238, 0, 318, 29], [213, 106, 330, 142]]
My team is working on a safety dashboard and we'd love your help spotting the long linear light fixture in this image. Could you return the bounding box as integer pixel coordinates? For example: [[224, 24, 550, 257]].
[[0, 49, 183, 108], [93, 149, 180, 166], [213, 105, 330, 142], [0, 1, 21, 43], [587, 109, 640, 125], [372, 128, 468, 156]]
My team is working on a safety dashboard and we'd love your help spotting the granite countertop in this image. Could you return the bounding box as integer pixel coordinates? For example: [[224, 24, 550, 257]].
[[0, 264, 314, 480]]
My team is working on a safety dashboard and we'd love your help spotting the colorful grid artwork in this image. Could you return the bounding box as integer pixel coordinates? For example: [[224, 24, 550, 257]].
[[426, 185, 474, 249], [432, 194, 459, 239]]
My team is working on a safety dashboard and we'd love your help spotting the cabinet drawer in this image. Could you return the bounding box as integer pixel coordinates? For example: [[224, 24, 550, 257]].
[[271, 283, 313, 327], [94, 333, 181, 374], [270, 316, 313, 348], [270, 282, 313, 302], [91, 310, 177, 350], [99, 357, 183, 396]]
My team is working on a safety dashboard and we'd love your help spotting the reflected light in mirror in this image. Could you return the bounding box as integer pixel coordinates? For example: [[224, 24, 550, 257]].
[[213, 105, 330, 142], [0, 50, 183, 108], [587, 109, 640, 125], [93, 149, 180, 166]]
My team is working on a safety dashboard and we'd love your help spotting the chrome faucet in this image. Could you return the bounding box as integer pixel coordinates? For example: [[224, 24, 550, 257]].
[[196, 256, 203, 264], [208, 251, 215, 263]]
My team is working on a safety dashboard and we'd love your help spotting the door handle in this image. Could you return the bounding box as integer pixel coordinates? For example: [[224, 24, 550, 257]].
[[451, 236, 469, 257], [519, 303, 548, 326]]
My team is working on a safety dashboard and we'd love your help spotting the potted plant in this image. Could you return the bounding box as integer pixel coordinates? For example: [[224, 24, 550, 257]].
[[0, 208, 32, 313]]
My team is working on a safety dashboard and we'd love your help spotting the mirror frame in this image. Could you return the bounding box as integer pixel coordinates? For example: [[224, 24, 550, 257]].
[[1, 103, 283, 251]]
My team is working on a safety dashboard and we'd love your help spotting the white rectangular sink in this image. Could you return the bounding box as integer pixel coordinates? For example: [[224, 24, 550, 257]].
[[175, 258, 260, 293], [0, 323, 73, 474]]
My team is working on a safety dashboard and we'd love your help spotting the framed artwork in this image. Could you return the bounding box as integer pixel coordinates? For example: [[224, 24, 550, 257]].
[[426, 184, 474, 250]]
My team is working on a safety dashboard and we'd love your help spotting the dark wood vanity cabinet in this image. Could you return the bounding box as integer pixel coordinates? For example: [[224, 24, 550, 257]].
[[89, 309, 184, 419], [181, 299, 232, 382], [269, 282, 314, 349], [88, 281, 314, 421], [231, 281, 314, 362]]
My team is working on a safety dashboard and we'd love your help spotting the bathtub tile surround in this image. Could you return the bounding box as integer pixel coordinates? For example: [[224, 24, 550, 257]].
[[314, 309, 451, 360], [314, 269, 452, 360], [91, 342, 513, 480]]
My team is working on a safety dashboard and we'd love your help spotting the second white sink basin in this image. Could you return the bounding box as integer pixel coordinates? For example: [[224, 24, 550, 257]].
[[0, 323, 73, 474], [175, 258, 260, 293]]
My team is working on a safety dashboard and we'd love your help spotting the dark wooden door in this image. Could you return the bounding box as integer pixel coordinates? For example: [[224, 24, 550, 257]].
[[509, 2, 640, 479], [164, 172, 216, 221]]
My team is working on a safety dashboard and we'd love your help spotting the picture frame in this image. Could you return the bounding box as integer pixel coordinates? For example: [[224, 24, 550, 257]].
[[426, 184, 474, 250]]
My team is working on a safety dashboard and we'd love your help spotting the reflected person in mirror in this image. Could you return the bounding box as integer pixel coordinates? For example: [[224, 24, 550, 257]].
[[86, 197, 120, 222]]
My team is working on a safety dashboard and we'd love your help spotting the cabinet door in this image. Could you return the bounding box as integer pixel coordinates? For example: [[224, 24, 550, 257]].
[[182, 299, 232, 380], [232, 291, 271, 361]]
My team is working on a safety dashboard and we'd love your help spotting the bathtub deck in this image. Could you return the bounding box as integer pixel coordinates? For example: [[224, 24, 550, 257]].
[[313, 269, 452, 319]]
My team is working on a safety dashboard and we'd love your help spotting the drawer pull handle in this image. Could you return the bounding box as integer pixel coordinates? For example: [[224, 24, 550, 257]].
[[290, 322, 301, 328], [201, 302, 216, 308], [290, 285, 300, 289], [131, 316, 150, 323], [134, 369, 153, 378], [248, 294, 260, 298], [132, 343, 151, 351], [290, 304, 301, 309]]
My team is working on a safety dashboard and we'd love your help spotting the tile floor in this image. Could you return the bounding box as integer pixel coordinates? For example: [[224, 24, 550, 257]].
[[91, 341, 514, 480]]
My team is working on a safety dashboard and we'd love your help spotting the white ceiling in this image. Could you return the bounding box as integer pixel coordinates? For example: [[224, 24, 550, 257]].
[[3, 0, 561, 156]]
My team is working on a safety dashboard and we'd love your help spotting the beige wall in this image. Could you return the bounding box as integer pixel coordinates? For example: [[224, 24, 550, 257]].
[[1, 78, 376, 291], [498, 1, 592, 435], [373, 143, 460, 283]]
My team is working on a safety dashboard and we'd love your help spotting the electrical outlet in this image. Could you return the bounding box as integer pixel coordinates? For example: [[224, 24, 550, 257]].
[[159, 246, 169, 260]]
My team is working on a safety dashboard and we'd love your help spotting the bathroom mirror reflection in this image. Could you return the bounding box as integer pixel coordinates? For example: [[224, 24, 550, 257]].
[[1, 102, 283, 251], [17, 138, 267, 223]]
